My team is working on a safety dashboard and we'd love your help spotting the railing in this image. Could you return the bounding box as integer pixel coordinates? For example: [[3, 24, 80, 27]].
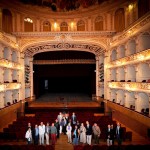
[[108, 81, 150, 93]]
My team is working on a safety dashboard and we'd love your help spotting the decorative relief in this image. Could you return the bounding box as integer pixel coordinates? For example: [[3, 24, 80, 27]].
[[108, 82, 150, 93], [0, 32, 18, 49], [13, 31, 115, 37], [54, 34, 73, 42], [111, 13, 150, 46], [33, 59, 95, 65], [25, 43, 104, 57], [107, 49, 150, 68]]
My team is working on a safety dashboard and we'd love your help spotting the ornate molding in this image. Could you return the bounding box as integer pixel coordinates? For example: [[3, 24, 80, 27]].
[[107, 49, 150, 68], [0, 32, 18, 49], [0, 83, 21, 92], [108, 82, 150, 93], [110, 13, 150, 47], [25, 43, 104, 57], [33, 59, 96, 65], [13, 31, 115, 37]]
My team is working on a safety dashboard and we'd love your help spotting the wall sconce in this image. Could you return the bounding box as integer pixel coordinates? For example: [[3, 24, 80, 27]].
[[71, 22, 74, 30], [128, 4, 133, 11], [54, 22, 57, 30]]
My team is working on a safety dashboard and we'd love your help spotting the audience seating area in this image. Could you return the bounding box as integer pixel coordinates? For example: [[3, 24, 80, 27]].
[[74, 145, 150, 150], [0, 145, 54, 150], [0, 109, 132, 142]]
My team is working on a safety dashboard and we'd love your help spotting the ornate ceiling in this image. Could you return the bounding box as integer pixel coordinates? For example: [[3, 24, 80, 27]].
[[19, 0, 108, 12]]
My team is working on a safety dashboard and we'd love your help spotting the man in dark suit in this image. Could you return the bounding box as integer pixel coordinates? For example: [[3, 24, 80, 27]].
[[106, 124, 114, 146], [71, 112, 77, 125], [54, 119, 60, 138], [85, 121, 92, 145], [115, 122, 123, 146], [33, 124, 39, 145]]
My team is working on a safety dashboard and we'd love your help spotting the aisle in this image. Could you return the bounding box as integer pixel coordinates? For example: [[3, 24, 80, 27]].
[[55, 134, 74, 150]]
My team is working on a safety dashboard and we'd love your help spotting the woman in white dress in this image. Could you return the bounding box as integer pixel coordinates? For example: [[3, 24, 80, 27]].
[[79, 123, 86, 144], [25, 127, 32, 144]]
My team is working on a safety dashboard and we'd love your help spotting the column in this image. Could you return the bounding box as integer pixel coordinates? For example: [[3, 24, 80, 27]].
[[134, 92, 138, 111], [18, 52, 25, 101], [148, 94, 150, 116], [29, 57, 34, 100], [124, 66, 127, 82], [134, 64, 138, 82], [0, 9, 2, 31], [104, 51, 109, 100], [96, 56, 100, 101]]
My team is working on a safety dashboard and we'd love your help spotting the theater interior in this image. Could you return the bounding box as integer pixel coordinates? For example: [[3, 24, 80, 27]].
[[0, 0, 150, 150]]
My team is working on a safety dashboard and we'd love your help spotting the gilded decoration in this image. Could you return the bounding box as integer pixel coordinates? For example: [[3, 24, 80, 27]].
[[108, 82, 150, 93], [25, 43, 104, 57], [0, 32, 18, 49], [13, 32, 113, 55], [0, 59, 22, 70], [0, 83, 21, 92], [110, 13, 150, 47], [33, 59, 95, 65], [107, 49, 150, 68]]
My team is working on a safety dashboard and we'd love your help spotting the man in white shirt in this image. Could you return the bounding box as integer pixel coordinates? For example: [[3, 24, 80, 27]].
[[57, 112, 63, 134], [39, 122, 45, 145]]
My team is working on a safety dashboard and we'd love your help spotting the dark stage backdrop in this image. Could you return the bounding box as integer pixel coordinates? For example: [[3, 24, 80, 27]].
[[33, 64, 96, 98]]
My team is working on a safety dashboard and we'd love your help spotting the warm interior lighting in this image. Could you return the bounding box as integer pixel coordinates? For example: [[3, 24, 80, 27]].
[[54, 22, 57, 29], [24, 18, 33, 23], [71, 22, 74, 29], [128, 4, 133, 11], [137, 54, 145, 60]]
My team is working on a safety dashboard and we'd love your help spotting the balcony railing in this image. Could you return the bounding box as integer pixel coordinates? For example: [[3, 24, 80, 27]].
[[108, 81, 150, 93], [0, 83, 21, 92], [107, 49, 150, 69], [0, 58, 22, 70]]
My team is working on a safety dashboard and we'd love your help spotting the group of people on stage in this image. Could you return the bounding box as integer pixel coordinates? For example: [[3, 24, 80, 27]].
[[25, 112, 123, 146]]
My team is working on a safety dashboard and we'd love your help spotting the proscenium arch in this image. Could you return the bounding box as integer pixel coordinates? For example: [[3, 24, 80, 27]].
[[23, 41, 105, 100], [22, 41, 106, 57]]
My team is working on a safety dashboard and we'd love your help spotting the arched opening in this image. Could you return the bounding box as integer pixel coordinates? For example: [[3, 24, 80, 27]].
[[60, 22, 68, 31], [0, 93, 4, 108], [2, 9, 13, 33], [126, 39, 136, 56], [77, 20, 85, 31], [137, 93, 149, 113], [117, 67, 125, 82], [110, 69, 116, 81], [118, 45, 125, 58], [126, 66, 136, 82], [95, 16, 103, 31], [116, 90, 124, 105], [114, 8, 125, 32], [4, 47, 10, 60], [43, 21, 51, 31], [4, 91, 12, 106], [12, 51, 18, 62], [111, 49, 117, 61], [125, 92, 135, 109], [137, 32, 150, 52], [137, 63, 150, 82], [4, 69, 11, 83], [110, 89, 116, 102], [24, 17, 33, 32]]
